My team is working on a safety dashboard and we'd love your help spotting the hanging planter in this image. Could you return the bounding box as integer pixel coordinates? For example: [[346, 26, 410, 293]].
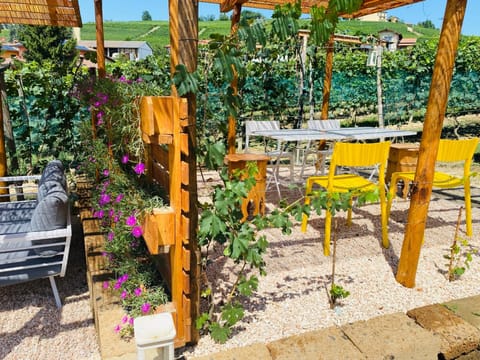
[[142, 207, 175, 254]]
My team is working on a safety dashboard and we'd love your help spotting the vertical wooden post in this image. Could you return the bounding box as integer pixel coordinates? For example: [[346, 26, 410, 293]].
[[396, 0, 467, 288], [169, 0, 200, 344], [94, 0, 106, 79], [321, 35, 334, 120], [227, 4, 242, 154]]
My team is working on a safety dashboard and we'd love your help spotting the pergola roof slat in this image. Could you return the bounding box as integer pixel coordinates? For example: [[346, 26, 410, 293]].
[[201, 0, 423, 18], [0, 0, 82, 27]]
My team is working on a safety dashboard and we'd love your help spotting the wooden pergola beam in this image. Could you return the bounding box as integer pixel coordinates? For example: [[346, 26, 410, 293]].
[[202, 0, 424, 18], [395, 0, 467, 288]]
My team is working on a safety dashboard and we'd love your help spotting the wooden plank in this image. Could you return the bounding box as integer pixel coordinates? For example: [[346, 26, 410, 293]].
[[181, 188, 190, 213], [142, 207, 175, 255], [180, 133, 189, 156], [152, 145, 169, 169], [181, 161, 189, 186], [183, 270, 190, 294], [182, 248, 191, 271], [181, 215, 190, 241], [152, 163, 169, 190]]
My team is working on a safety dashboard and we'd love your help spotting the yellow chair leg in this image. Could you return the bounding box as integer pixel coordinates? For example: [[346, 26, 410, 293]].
[[380, 186, 389, 249], [346, 198, 353, 226]]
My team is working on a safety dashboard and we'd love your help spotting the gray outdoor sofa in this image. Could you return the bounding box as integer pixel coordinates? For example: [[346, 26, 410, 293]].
[[0, 160, 72, 308]]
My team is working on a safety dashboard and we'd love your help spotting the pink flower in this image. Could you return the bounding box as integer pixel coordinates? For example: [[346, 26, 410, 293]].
[[129, 317, 134, 325], [141, 303, 151, 314], [103, 281, 109, 289], [132, 226, 143, 238], [134, 162, 145, 175], [126, 215, 136, 227], [121, 154, 129, 164], [134, 287, 142, 297], [102, 169, 109, 177], [98, 193, 110, 206], [114, 324, 121, 333], [122, 315, 128, 324], [119, 274, 129, 283], [115, 194, 124, 203], [120, 290, 128, 299], [114, 282, 121, 290]]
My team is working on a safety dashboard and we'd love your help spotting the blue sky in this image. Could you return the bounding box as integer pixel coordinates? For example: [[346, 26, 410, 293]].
[[78, 0, 479, 36]]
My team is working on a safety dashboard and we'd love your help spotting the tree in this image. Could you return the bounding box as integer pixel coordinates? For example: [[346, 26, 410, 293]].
[[417, 20, 436, 29], [142, 10, 152, 21], [17, 25, 77, 73]]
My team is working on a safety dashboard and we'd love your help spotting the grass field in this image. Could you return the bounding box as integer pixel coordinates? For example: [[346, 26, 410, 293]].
[[78, 19, 440, 52]]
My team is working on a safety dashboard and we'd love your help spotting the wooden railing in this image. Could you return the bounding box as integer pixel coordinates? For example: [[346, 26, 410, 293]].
[[140, 96, 199, 347]]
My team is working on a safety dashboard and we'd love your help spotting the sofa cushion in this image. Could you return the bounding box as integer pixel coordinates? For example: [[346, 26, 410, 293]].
[[31, 181, 68, 231], [38, 160, 67, 202]]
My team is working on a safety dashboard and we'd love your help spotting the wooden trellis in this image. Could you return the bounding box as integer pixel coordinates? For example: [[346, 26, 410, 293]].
[[140, 95, 199, 347]]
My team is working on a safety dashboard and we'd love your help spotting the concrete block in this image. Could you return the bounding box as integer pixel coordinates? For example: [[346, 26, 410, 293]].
[[407, 304, 480, 360], [341, 312, 441, 359], [443, 296, 480, 330], [190, 343, 271, 360], [267, 327, 365, 360]]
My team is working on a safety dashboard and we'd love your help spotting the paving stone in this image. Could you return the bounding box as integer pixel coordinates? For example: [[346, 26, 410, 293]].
[[190, 343, 271, 360], [266, 327, 365, 360], [443, 296, 480, 330], [341, 312, 441, 359], [407, 304, 480, 360]]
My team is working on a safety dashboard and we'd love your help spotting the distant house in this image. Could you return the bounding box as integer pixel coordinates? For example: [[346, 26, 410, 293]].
[[358, 12, 387, 22], [77, 40, 153, 60], [378, 29, 402, 51], [0, 42, 26, 61]]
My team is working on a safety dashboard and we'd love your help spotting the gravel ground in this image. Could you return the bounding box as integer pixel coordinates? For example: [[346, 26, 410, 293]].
[[179, 165, 480, 358], [1, 163, 478, 360]]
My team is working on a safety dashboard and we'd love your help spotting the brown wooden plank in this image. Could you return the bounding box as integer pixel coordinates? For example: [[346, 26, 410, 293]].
[[183, 270, 190, 294], [180, 133, 189, 156], [182, 248, 191, 271], [181, 188, 190, 212], [181, 161, 189, 186], [152, 144, 169, 169], [181, 214, 190, 241]]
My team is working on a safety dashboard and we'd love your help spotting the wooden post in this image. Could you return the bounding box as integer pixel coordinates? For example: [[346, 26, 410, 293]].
[[321, 35, 334, 120], [169, 0, 200, 344], [94, 0, 106, 79], [227, 4, 242, 154], [396, 0, 467, 288]]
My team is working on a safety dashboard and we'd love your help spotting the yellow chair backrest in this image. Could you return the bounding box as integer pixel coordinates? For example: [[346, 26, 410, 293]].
[[329, 141, 391, 169], [437, 138, 478, 164]]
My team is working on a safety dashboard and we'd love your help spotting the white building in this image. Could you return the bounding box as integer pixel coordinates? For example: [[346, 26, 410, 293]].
[[77, 40, 153, 60]]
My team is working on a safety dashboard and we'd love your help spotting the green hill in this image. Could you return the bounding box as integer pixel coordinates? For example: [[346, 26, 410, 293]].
[[79, 19, 440, 53]]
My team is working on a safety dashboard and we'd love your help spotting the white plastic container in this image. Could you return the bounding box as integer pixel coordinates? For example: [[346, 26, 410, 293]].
[[134, 312, 176, 360]]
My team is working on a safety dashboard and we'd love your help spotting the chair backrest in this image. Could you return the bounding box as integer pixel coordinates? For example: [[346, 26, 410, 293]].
[[437, 137, 479, 178], [245, 120, 281, 151], [329, 141, 391, 184], [307, 119, 341, 130]]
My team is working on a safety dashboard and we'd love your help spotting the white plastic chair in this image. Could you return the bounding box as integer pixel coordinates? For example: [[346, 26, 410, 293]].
[[245, 120, 294, 196], [299, 119, 341, 178]]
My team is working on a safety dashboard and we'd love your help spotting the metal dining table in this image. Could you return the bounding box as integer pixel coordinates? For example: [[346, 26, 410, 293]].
[[250, 127, 418, 194]]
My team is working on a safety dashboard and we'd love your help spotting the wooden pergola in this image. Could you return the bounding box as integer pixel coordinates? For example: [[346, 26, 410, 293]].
[[170, 0, 467, 290], [0, 0, 469, 345]]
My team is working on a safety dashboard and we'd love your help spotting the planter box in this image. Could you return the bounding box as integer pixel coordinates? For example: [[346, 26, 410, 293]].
[[142, 207, 175, 255]]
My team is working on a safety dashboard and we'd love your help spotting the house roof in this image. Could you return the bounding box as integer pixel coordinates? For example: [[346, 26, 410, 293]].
[[77, 40, 152, 49], [201, 0, 424, 18], [0, 0, 82, 27]]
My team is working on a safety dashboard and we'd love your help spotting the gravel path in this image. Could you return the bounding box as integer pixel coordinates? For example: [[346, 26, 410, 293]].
[[1, 165, 478, 360]]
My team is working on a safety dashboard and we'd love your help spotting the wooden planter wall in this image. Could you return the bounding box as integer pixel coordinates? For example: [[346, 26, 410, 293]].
[[140, 96, 197, 347]]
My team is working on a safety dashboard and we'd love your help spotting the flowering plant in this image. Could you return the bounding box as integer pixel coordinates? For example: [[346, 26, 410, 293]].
[[76, 74, 169, 337]]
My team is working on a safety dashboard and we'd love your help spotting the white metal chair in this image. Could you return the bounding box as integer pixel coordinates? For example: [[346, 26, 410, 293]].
[[245, 120, 294, 196], [299, 119, 341, 178]]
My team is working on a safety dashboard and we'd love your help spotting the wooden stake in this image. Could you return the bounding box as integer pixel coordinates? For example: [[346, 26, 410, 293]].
[[396, 0, 467, 288], [321, 35, 334, 120], [94, 0, 106, 78]]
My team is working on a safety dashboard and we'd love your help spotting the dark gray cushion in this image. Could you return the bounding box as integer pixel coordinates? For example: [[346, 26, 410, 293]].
[[38, 160, 66, 202], [31, 182, 68, 231]]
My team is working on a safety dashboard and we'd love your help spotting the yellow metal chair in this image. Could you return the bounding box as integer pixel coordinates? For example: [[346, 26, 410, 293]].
[[301, 141, 391, 256], [387, 138, 479, 236]]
